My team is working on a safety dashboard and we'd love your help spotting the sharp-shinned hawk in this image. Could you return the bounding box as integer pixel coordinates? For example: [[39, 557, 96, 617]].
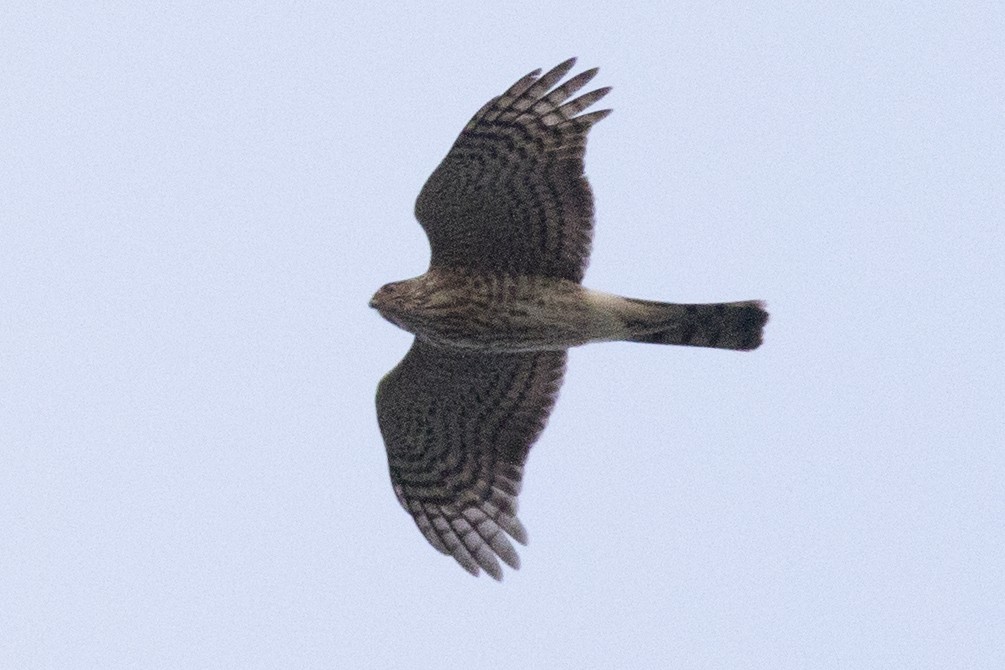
[[371, 59, 768, 580]]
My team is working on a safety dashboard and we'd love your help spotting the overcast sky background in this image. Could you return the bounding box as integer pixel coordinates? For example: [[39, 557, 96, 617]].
[[3, 2, 1003, 668]]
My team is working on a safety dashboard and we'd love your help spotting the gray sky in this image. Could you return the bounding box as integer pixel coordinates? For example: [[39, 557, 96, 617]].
[[3, 2, 1003, 668]]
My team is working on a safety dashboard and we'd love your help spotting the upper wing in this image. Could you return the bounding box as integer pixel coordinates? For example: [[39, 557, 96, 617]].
[[376, 340, 566, 580], [414, 58, 611, 283]]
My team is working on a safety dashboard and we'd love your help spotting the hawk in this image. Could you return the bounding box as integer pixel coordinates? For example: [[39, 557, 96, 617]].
[[371, 59, 768, 580]]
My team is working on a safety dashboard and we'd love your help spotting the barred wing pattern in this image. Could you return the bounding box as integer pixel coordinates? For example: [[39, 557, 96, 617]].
[[376, 341, 566, 579], [414, 58, 611, 283]]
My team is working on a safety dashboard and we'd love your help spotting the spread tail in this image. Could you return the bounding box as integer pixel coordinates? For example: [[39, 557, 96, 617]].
[[623, 299, 768, 351]]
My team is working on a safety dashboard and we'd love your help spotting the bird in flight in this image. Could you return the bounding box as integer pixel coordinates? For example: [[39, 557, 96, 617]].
[[371, 58, 768, 580]]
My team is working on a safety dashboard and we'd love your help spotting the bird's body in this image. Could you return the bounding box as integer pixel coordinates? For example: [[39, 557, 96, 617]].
[[371, 267, 766, 352], [372, 269, 618, 351], [371, 59, 768, 580]]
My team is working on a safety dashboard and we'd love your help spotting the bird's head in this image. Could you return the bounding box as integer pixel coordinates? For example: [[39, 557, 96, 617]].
[[370, 281, 409, 333], [369, 280, 408, 312], [371, 273, 460, 336], [370, 278, 432, 333]]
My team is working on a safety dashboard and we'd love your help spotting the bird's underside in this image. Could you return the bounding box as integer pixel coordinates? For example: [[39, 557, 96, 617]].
[[372, 58, 768, 580]]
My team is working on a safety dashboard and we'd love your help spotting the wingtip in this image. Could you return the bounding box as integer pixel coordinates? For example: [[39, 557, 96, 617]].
[[557, 56, 578, 70], [544, 57, 578, 81]]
